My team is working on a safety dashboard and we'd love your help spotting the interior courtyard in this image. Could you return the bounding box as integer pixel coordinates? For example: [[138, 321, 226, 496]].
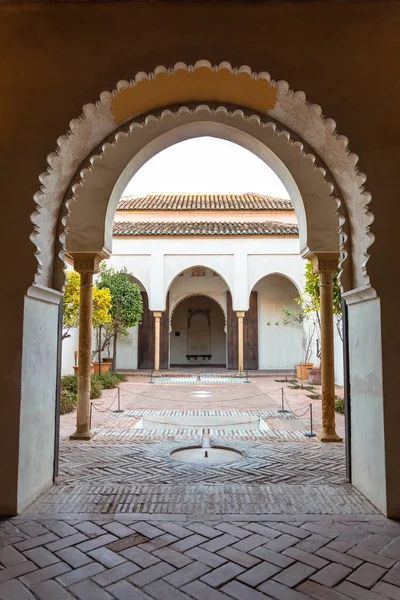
[[1, 1, 400, 598]]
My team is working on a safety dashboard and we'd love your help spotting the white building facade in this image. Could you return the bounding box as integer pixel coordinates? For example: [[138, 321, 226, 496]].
[[62, 192, 343, 381]]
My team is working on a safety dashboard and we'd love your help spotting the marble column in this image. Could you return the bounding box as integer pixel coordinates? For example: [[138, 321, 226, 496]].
[[237, 311, 245, 376], [70, 255, 100, 441], [312, 254, 343, 443], [153, 311, 163, 375]]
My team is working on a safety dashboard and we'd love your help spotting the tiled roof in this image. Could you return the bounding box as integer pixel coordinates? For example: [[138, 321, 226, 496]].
[[113, 221, 298, 236], [117, 193, 293, 211]]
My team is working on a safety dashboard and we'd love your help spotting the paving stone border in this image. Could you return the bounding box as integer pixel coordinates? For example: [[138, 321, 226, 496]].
[[1, 515, 398, 600]]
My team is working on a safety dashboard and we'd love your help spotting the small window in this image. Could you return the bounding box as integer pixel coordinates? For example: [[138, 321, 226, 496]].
[[175, 331, 180, 337]]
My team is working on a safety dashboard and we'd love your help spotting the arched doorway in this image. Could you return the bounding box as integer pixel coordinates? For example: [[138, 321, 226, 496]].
[[253, 274, 302, 371], [170, 295, 227, 367], [6, 61, 395, 518]]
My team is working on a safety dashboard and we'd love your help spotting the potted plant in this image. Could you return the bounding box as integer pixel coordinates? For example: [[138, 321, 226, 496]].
[[278, 306, 314, 380]]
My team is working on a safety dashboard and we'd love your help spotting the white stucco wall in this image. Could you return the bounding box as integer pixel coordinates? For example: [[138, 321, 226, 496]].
[[19, 288, 61, 511], [61, 328, 78, 375], [334, 325, 344, 387], [115, 326, 138, 370], [348, 297, 386, 514], [254, 274, 303, 370], [111, 236, 303, 311], [63, 236, 344, 379]]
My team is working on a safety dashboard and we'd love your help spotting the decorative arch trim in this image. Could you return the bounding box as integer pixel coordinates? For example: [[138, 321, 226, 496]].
[[31, 60, 374, 298]]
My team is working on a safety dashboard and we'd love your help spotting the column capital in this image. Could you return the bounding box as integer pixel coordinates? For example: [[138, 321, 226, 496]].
[[236, 311, 246, 319], [71, 253, 102, 275], [310, 252, 340, 275], [153, 311, 163, 319]]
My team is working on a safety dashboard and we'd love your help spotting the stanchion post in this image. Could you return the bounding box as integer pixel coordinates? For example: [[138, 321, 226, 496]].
[[89, 401, 93, 430], [244, 368, 250, 383], [304, 403, 317, 438], [278, 387, 290, 414], [149, 368, 154, 384], [113, 385, 124, 413]]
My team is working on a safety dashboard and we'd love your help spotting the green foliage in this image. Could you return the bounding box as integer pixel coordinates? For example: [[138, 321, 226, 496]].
[[301, 260, 342, 316], [335, 397, 345, 414], [97, 263, 143, 334], [92, 287, 112, 329], [60, 389, 78, 415], [62, 270, 112, 340], [62, 271, 80, 339], [90, 376, 103, 399], [60, 375, 78, 394], [60, 371, 125, 407], [94, 371, 125, 389]]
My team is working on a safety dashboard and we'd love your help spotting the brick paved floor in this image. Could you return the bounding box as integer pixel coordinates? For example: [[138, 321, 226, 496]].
[[1, 515, 399, 599], [8, 379, 392, 598], [59, 376, 346, 440]]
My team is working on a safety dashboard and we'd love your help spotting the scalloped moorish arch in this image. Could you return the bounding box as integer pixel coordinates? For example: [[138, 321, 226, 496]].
[[64, 108, 341, 282], [31, 60, 374, 299]]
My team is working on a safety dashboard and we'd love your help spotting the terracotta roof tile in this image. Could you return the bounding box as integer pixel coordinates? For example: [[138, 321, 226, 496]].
[[113, 221, 298, 236], [117, 192, 293, 211]]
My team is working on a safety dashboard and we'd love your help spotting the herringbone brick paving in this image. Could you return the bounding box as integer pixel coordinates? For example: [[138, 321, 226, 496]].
[[1, 516, 399, 599], [25, 384, 385, 598], [57, 438, 346, 486]]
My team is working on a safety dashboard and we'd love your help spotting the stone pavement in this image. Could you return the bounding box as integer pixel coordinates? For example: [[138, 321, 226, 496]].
[[18, 377, 391, 598], [60, 376, 346, 441], [1, 515, 400, 599]]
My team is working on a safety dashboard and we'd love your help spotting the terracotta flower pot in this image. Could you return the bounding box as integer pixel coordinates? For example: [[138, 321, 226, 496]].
[[308, 367, 321, 385], [301, 363, 314, 380], [73, 364, 94, 375], [93, 361, 111, 374], [295, 364, 302, 378]]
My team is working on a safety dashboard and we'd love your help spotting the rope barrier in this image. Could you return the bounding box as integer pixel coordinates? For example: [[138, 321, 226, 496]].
[[118, 384, 286, 403], [91, 388, 119, 413], [87, 379, 317, 437], [282, 389, 310, 417]]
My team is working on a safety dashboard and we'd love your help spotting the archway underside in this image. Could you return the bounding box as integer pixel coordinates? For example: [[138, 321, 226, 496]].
[[30, 61, 374, 301]]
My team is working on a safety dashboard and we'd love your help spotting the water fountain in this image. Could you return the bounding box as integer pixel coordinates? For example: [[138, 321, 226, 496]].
[[170, 428, 243, 464]]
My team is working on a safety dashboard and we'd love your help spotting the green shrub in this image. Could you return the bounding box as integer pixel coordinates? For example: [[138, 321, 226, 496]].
[[61, 374, 78, 394], [60, 389, 78, 415], [335, 397, 345, 414], [95, 371, 125, 389], [90, 375, 103, 399], [113, 371, 127, 382]]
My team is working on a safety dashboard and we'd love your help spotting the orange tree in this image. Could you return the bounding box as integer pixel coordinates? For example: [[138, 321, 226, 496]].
[[62, 270, 112, 340]]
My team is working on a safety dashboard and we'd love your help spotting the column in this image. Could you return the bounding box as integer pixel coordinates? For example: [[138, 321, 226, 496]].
[[312, 254, 343, 443], [153, 311, 162, 375], [70, 254, 100, 441], [237, 311, 245, 376]]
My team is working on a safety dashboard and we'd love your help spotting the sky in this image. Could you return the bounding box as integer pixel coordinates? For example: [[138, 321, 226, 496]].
[[122, 137, 290, 199]]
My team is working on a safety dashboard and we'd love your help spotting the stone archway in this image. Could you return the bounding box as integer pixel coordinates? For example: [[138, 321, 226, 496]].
[[31, 62, 372, 298], [12, 60, 392, 518]]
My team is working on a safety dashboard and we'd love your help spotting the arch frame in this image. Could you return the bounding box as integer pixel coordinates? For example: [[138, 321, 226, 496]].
[[249, 270, 302, 306], [169, 292, 227, 334], [61, 106, 348, 292], [30, 60, 373, 300]]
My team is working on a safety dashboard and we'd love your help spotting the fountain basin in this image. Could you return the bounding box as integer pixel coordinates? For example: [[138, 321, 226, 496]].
[[170, 446, 243, 464], [134, 415, 268, 431]]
